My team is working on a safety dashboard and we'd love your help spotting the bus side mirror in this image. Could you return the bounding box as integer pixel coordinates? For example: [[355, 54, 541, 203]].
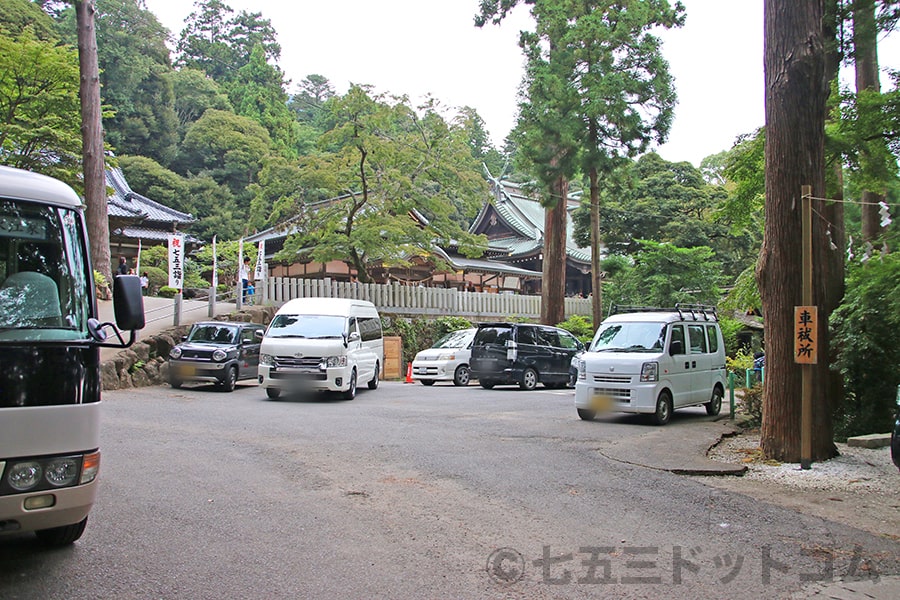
[[113, 275, 145, 331]]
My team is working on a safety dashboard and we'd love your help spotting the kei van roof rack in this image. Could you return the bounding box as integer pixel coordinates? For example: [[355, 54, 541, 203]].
[[611, 304, 718, 321]]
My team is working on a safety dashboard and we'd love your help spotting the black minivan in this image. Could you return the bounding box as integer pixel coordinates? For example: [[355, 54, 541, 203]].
[[469, 322, 584, 390]]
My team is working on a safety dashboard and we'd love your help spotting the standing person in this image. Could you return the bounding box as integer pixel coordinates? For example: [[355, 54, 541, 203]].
[[116, 256, 129, 277], [140, 271, 149, 296], [239, 256, 251, 303]]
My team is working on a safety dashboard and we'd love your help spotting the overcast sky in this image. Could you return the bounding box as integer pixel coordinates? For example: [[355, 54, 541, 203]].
[[144, 0, 898, 167]]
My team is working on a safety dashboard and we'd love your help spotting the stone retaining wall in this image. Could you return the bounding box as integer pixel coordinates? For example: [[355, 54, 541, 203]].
[[100, 306, 278, 391]]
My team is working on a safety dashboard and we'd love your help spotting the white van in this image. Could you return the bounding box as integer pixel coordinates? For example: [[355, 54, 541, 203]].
[[573, 305, 726, 425], [258, 298, 383, 400]]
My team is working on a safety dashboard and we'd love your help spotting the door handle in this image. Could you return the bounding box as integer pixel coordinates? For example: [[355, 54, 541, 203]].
[[692, 361, 697, 368], [684, 362, 690, 369]]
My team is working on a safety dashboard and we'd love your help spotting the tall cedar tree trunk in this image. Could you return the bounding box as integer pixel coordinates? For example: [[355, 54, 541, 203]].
[[760, 0, 836, 462], [541, 175, 568, 326], [76, 1, 111, 288], [588, 165, 602, 329], [853, 0, 884, 241]]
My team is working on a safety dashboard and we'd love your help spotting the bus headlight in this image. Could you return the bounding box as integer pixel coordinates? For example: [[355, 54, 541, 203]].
[[8, 461, 42, 491], [45, 457, 79, 487]]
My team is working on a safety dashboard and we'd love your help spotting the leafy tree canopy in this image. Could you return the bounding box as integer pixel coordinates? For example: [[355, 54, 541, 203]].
[[275, 86, 488, 281]]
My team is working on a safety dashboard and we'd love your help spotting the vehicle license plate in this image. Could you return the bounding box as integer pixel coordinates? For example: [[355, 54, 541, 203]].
[[591, 392, 613, 412], [179, 365, 196, 376]]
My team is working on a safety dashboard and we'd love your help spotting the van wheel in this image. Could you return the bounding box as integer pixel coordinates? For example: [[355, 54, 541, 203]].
[[219, 366, 237, 392], [368, 363, 380, 389], [653, 391, 673, 426], [705, 387, 723, 416], [35, 517, 87, 547], [453, 365, 471, 386], [519, 368, 538, 391], [342, 370, 357, 400], [265, 388, 281, 400], [421, 380, 435, 386], [577, 408, 596, 421]]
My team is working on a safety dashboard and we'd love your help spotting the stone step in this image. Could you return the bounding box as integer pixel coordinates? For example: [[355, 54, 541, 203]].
[[846, 433, 892, 448]]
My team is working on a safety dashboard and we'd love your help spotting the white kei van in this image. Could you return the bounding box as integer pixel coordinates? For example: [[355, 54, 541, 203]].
[[258, 298, 383, 400], [573, 305, 726, 425]]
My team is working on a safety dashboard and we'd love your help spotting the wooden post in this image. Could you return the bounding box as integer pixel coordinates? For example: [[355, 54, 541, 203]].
[[800, 185, 813, 469]]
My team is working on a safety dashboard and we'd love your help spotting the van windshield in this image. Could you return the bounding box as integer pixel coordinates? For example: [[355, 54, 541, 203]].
[[591, 321, 667, 353], [267, 314, 346, 339]]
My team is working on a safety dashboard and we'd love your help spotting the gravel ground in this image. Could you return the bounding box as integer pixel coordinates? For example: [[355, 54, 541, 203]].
[[708, 431, 898, 495], [699, 430, 900, 540]]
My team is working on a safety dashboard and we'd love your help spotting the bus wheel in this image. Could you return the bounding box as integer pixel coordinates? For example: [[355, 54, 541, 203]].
[[35, 517, 87, 547]]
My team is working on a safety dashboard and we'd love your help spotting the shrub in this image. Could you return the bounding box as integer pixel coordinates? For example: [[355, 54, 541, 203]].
[[158, 286, 177, 298], [831, 251, 900, 439], [556, 314, 593, 344], [740, 383, 764, 427]]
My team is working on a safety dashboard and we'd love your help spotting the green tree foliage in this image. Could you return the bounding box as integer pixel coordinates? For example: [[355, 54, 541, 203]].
[[831, 248, 900, 439], [605, 240, 723, 308], [1, 0, 58, 40], [168, 67, 232, 136], [118, 155, 186, 207], [0, 28, 83, 186], [175, 0, 280, 83], [55, 0, 179, 165], [226, 45, 298, 158], [275, 86, 488, 281], [177, 108, 274, 201]]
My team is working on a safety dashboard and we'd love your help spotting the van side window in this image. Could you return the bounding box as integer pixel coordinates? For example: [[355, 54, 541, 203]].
[[669, 325, 685, 354], [348, 317, 358, 337], [517, 326, 537, 345], [358, 316, 382, 342], [706, 325, 719, 353], [687, 324, 708, 354], [558, 331, 579, 350], [536, 327, 558, 347]]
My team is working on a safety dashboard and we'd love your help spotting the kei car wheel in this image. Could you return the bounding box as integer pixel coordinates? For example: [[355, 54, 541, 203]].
[[341, 370, 357, 400], [577, 408, 596, 421], [265, 387, 281, 400], [705, 387, 723, 416], [368, 363, 380, 390], [653, 391, 673, 426], [169, 379, 183, 389], [519, 368, 538, 391], [480, 380, 495, 390], [220, 366, 237, 392], [453, 365, 471, 386]]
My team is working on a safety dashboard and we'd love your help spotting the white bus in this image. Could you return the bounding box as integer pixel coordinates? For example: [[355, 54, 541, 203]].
[[0, 166, 144, 546]]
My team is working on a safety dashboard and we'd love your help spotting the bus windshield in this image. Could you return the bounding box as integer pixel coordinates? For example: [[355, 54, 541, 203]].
[[0, 199, 91, 342]]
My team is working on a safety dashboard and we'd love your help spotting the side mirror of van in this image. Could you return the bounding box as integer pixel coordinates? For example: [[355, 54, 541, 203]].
[[348, 331, 360, 344], [670, 340, 685, 356], [113, 275, 145, 331]]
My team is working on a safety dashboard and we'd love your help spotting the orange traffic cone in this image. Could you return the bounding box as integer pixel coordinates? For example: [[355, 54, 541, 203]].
[[405, 362, 414, 384]]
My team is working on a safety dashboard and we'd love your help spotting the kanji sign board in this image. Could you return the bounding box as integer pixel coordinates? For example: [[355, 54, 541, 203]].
[[794, 306, 818, 364]]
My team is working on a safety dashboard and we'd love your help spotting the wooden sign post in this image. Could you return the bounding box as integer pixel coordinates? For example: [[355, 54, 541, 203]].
[[798, 186, 815, 470]]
